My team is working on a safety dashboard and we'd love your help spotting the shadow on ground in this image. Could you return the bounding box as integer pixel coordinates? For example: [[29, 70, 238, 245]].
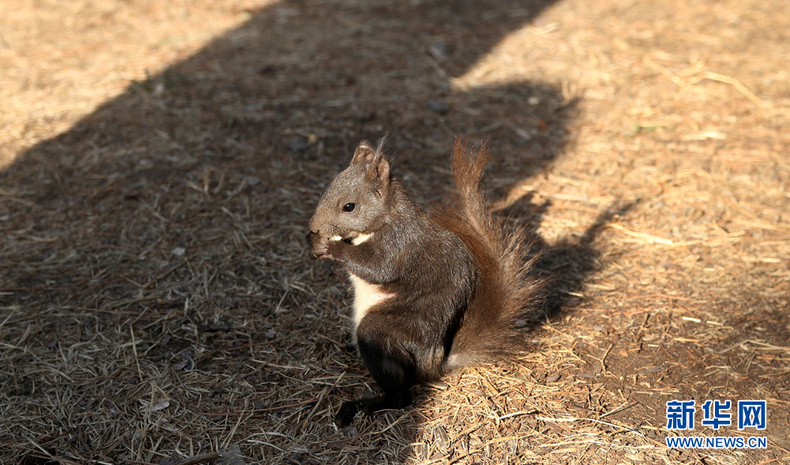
[[0, 1, 613, 463]]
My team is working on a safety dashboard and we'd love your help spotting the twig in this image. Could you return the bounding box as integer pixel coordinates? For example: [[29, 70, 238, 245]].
[[130, 325, 144, 383], [702, 71, 767, 107], [601, 343, 614, 373], [171, 452, 221, 465], [536, 415, 642, 435]]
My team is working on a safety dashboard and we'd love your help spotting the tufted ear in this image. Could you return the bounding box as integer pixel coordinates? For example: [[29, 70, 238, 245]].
[[351, 141, 390, 194], [351, 142, 377, 164]]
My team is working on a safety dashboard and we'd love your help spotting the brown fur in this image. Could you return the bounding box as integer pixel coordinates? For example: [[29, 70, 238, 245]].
[[307, 138, 545, 425], [432, 139, 546, 369]]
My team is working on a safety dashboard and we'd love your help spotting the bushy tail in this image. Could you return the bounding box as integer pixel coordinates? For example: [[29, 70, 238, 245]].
[[432, 139, 545, 370]]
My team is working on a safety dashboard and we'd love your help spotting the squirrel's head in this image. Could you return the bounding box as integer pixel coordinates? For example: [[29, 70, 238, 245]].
[[308, 141, 392, 244]]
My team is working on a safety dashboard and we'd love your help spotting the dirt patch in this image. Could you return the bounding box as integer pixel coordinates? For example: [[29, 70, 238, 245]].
[[1, 0, 788, 463]]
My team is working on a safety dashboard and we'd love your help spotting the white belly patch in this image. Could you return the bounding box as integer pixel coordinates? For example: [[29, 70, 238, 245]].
[[348, 273, 394, 330]]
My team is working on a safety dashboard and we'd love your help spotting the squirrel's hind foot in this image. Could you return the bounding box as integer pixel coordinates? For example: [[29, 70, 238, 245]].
[[334, 391, 412, 427]]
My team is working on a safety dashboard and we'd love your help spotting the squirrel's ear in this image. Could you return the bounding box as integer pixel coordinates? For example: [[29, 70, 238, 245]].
[[352, 141, 390, 192], [351, 142, 376, 164], [367, 155, 390, 193]]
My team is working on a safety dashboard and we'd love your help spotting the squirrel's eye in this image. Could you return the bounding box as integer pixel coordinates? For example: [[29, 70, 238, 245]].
[[342, 203, 355, 212]]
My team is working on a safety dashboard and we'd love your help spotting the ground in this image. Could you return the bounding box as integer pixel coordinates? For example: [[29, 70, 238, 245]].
[[1, 0, 788, 464]]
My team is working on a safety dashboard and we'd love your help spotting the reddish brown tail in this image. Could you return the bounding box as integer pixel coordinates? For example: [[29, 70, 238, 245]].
[[432, 139, 545, 370]]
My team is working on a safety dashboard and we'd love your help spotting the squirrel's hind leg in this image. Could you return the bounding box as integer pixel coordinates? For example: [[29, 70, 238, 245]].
[[335, 322, 419, 426]]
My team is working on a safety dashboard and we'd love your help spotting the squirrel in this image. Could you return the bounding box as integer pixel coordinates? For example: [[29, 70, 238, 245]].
[[306, 138, 545, 426]]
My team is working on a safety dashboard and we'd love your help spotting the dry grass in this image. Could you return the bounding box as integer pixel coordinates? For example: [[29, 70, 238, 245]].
[[1, 0, 788, 464]]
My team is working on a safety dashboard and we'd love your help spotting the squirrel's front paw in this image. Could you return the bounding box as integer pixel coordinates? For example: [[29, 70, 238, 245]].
[[306, 231, 334, 260]]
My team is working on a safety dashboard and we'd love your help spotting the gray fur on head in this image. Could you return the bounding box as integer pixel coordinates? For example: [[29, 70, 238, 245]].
[[308, 141, 392, 240]]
